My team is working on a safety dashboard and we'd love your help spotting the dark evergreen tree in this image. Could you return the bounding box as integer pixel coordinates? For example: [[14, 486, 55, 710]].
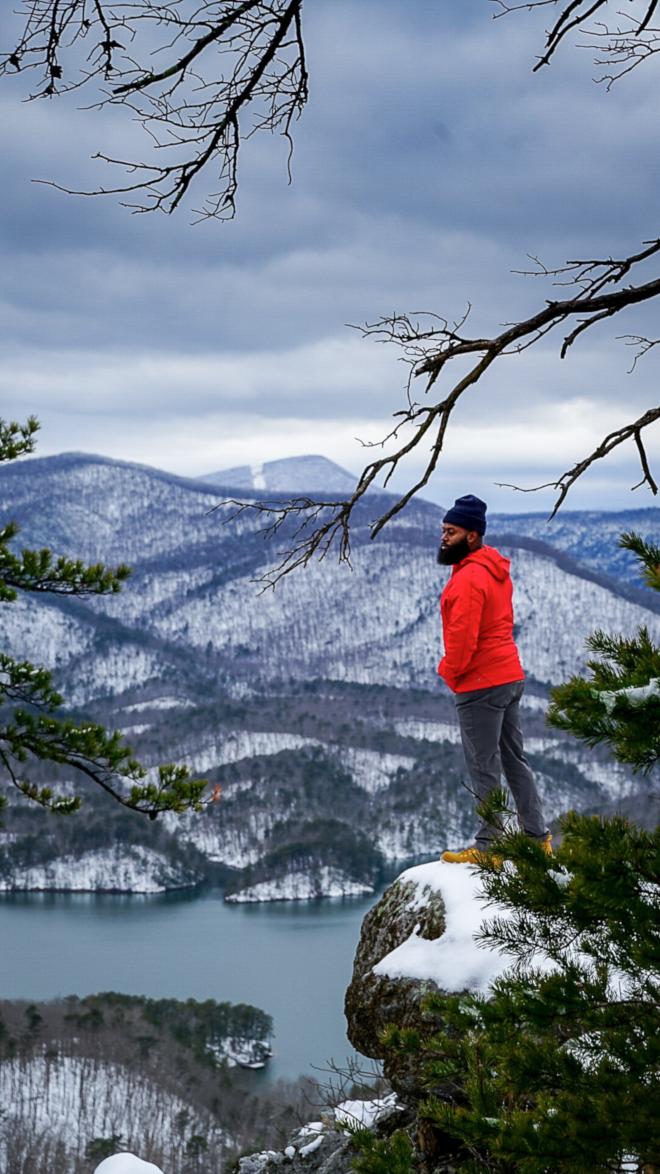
[[548, 532, 660, 771], [0, 417, 208, 817], [407, 806, 660, 1172]]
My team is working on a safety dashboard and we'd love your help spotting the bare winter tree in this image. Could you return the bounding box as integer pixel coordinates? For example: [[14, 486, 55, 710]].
[[2, 0, 659, 582]]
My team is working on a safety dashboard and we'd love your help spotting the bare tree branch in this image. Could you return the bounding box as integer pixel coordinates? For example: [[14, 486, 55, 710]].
[[212, 243, 660, 587], [496, 406, 660, 516], [620, 334, 660, 373], [1, 0, 307, 217], [492, 0, 660, 77]]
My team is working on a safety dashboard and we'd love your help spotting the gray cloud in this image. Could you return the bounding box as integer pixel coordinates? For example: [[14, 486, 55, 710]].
[[1, 0, 658, 510]]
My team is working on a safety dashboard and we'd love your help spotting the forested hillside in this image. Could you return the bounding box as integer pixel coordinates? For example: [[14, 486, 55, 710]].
[[1, 453, 657, 898]]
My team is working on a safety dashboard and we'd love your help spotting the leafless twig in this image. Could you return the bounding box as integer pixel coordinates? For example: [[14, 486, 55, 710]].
[[216, 243, 660, 585], [1, 0, 307, 217], [619, 334, 660, 373], [496, 406, 660, 516], [492, 0, 660, 74]]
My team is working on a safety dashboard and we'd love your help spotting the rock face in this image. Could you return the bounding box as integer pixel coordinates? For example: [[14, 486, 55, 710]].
[[344, 874, 447, 1100], [236, 1126, 355, 1173], [236, 1098, 406, 1173]]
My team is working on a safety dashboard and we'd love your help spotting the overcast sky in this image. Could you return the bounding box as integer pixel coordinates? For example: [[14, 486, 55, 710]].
[[1, 0, 659, 512]]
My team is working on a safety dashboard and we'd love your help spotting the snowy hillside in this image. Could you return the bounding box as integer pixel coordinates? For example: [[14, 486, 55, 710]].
[[0, 844, 202, 894], [491, 506, 660, 587], [0, 1054, 226, 1166], [0, 451, 657, 898], [0, 991, 277, 1173]]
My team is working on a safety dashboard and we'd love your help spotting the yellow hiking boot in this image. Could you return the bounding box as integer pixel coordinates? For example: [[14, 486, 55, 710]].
[[441, 846, 484, 864], [441, 836, 551, 866], [441, 846, 501, 866]]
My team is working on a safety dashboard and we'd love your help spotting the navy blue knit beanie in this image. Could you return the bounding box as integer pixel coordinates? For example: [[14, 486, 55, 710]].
[[443, 494, 487, 535]]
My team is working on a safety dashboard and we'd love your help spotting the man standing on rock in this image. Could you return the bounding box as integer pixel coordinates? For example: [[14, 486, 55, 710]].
[[436, 494, 551, 863]]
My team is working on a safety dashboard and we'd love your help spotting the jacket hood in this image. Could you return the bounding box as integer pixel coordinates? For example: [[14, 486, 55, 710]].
[[454, 544, 510, 582]]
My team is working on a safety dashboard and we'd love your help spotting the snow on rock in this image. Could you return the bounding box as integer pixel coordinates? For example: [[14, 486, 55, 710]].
[[236, 1120, 356, 1172], [372, 861, 521, 994], [334, 1093, 401, 1129], [293, 1122, 327, 1156], [225, 867, 373, 903], [0, 844, 200, 893], [237, 1149, 284, 1172], [95, 1156, 164, 1174]]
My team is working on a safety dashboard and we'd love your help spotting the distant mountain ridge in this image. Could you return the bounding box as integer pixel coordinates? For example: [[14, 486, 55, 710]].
[[201, 453, 358, 494], [10, 449, 660, 582], [0, 450, 657, 899]]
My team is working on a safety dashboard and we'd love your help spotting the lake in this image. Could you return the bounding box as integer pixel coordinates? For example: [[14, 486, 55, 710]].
[[0, 887, 384, 1084]]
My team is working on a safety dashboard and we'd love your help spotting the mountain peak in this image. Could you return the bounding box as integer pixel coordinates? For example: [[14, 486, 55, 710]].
[[200, 454, 357, 495]]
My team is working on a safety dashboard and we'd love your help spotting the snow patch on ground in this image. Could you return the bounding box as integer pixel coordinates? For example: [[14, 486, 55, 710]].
[[185, 730, 322, 772], [392, 718, 462, 745], [334, 1093, 401, 1129], [225, 866, 373, 903], [250, 463, 266, 490], [336, 746, 416, 792], [122, 696, 195, 712]]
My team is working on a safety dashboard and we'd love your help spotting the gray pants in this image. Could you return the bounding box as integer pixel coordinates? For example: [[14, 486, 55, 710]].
[[455, 680, 547, 845]]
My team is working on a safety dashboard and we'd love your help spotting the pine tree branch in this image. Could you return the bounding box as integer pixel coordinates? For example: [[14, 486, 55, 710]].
[[1, 708, 209, 816], [0, 416, 40, 463], [0, 543, 132, 598]]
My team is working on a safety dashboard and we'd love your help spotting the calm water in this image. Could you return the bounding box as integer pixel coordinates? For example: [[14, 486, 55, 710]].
[[0, 888, 381, 1083]]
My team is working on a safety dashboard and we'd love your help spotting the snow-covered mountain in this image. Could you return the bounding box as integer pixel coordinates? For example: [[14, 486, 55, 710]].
[[489, 506, 660, 587], [0, 451, 657, 898], [201, 453, 358, 494]]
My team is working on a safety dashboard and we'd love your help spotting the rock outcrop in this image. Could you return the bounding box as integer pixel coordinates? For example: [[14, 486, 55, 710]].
[[236, 1124, 355, 1173], [236, 1098, 405, 1174], [344, 872, 447, 1100]]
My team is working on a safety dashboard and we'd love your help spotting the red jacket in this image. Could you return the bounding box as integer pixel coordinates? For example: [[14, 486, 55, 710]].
[[438, 545, 524, 693]]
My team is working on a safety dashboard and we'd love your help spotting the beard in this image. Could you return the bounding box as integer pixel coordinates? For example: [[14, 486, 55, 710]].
[[437, 536, 470, 566]]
